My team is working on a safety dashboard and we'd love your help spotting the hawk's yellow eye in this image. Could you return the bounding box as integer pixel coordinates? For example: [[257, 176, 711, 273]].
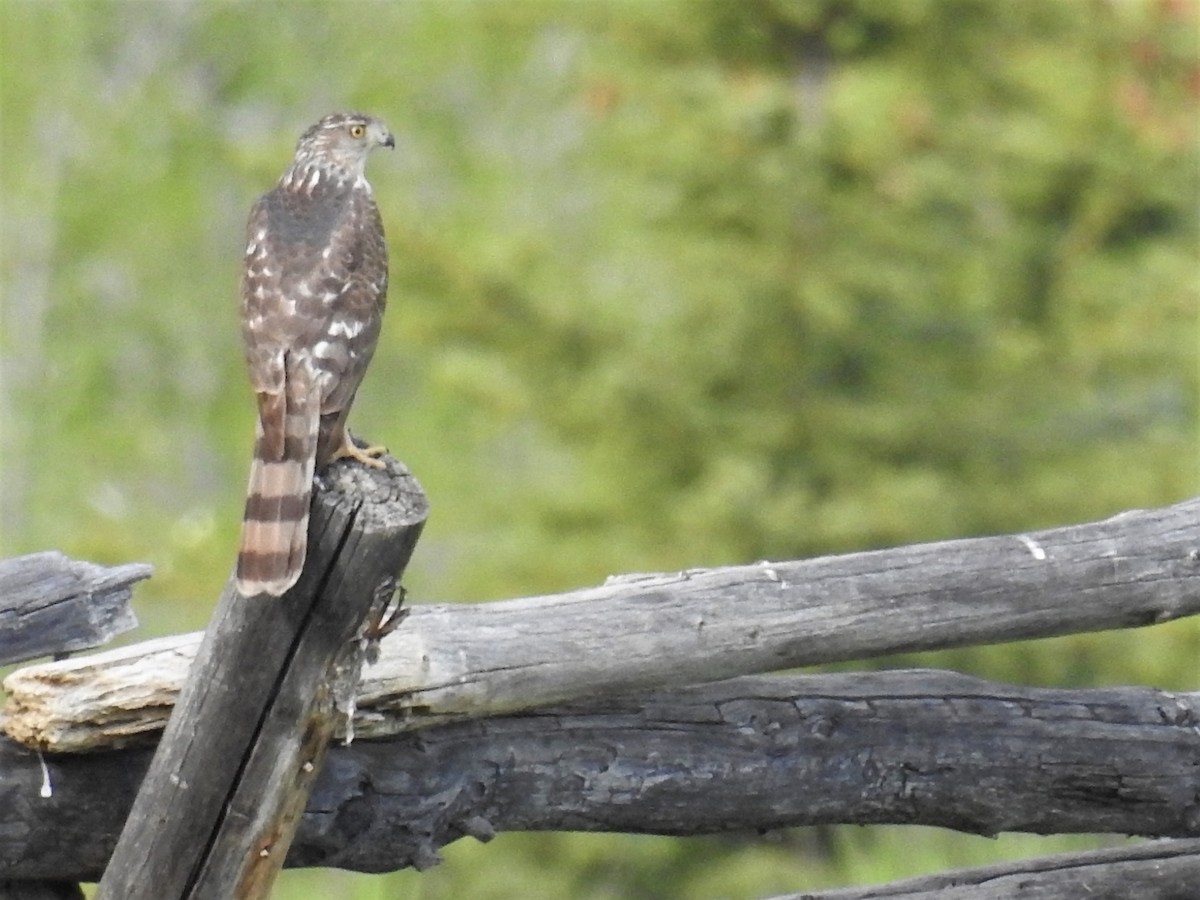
[[349, 123, 366, 139]]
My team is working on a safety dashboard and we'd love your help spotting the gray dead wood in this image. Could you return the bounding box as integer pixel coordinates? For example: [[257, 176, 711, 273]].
[[0, 553, 147, 666], [769, 838, 1200, 899], [268, 671, 1200, 871], [3, 671, 1197, 882], [6, 498, 1200, 752], [94, 457, 427, 900]]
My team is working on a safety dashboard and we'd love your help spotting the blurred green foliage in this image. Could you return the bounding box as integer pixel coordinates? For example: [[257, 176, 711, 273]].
[[2, 1, 1197, 897]]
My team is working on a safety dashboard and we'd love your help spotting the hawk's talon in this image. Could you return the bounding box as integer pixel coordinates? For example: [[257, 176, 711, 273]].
[[333, 435, 388, 469]]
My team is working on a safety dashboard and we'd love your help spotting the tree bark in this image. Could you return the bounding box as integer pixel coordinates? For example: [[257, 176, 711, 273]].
[[94, 457, 427, 900], [7, 498, 1200, 752], [3, 671, 1196, 881], [0, 553, 147, 666]]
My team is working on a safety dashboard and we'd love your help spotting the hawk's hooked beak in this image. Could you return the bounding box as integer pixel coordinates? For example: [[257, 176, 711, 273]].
[[382, 132, 395, 150]]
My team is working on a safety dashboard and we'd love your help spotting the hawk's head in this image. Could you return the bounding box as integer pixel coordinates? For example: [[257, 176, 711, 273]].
[[291, 112, 395, 185]]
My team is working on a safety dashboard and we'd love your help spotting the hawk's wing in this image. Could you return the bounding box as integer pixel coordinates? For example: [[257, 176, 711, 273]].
[[313, 190, 388, 463]]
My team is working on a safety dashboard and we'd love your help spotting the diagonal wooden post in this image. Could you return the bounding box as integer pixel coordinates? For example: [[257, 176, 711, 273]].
[[97, 456, 427, 900]]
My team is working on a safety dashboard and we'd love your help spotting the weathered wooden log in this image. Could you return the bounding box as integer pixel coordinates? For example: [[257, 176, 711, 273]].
[[94, 457, 427, 900], [0, 552, 147, 666], [3, 671, 1196, 882], [0, 883, 85, 900], [7, 498, 1200, 752], [768, 838, 1200, 899]]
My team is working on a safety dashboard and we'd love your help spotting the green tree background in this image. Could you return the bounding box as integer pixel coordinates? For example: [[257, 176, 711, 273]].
[[1, 1, 1196, 897]]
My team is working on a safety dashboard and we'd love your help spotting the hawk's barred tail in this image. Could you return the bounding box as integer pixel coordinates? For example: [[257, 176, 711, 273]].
[[235, 389, 319, 598]]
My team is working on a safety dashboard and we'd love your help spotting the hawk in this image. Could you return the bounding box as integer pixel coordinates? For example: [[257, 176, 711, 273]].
[[236, 112, 394, 597]]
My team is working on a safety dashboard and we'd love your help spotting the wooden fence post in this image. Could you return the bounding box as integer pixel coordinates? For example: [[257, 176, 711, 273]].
[[96, 457, 427, 900]]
